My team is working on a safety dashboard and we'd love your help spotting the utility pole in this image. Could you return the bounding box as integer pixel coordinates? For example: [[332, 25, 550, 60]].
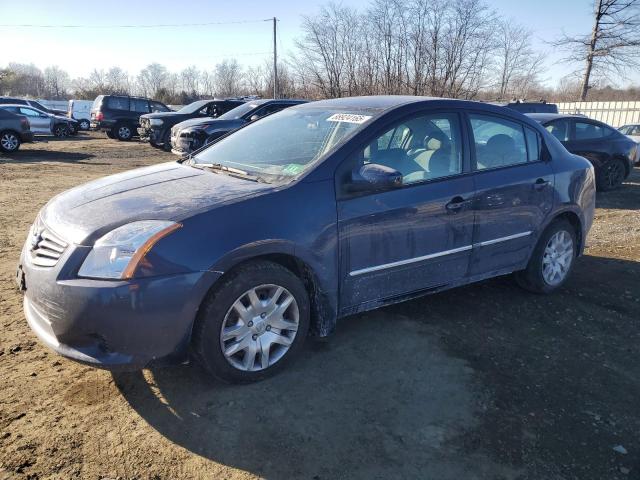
[[273, 17, 278, 99]]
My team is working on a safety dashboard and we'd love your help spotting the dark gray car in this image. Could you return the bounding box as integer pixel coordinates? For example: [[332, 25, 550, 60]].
[[0, 108, 34, 153]]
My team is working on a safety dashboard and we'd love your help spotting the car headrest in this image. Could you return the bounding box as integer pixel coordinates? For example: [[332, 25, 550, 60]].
[[425, 131, 449, 150], [486, 134, 515, 155], [429, 148, 451, 176]]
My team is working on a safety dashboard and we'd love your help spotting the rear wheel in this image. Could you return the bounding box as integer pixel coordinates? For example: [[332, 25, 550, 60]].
[[515, 219, 577, 294], [192, 261, 310, 383], [115, 123, 133, 141], [0, 131, 20, 152], [79, 119, 90, 130], [597, 158, 626, 191]]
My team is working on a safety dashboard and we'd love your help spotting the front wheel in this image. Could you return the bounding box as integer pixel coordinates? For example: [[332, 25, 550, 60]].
[[0, 131, 21, 152], [597, 158, 626, 191], [192, 261, 310, 383], [515, 219, 577, 294], [53, 124, 68, 138]]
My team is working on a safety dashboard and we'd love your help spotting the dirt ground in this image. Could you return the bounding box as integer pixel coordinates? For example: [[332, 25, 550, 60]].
[[0, 132, 639, 480]]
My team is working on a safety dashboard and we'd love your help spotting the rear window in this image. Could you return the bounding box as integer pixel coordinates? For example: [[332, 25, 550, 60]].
[[107, 96, 129, 110]]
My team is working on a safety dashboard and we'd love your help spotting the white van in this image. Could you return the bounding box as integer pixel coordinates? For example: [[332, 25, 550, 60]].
[[68, 100, 94, 130]]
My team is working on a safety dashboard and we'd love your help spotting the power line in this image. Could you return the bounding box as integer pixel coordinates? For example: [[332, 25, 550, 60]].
[[0, 19, 266, 29]]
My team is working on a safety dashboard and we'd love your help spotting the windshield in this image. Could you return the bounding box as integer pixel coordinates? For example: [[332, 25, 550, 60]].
[[193, 108, 373, 182], [177, 100, 208, 114], [217, 102, 260, 120]]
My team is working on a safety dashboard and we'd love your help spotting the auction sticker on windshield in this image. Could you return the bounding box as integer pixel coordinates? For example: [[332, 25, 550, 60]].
[[327, 113, 372, 124]]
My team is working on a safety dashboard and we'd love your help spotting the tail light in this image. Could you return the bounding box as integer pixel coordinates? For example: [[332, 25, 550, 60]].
[[95, 112, 104, 121]]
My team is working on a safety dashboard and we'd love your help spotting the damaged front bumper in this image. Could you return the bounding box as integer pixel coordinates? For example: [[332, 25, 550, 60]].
[[17, 230, 220, 370]]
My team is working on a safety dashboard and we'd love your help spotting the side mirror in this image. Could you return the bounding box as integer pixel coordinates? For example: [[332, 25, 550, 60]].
[[349, 163, 403, 192], [249, 114, 259, 122]]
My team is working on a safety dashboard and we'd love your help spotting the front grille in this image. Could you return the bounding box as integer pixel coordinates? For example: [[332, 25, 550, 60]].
[[28, 219, 68, 267]]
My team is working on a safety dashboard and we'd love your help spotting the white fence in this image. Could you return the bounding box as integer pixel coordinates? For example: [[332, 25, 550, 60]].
[[556, 101, 640, 128]]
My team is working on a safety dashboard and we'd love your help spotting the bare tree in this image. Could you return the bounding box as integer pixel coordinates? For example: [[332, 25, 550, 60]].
[[554, 0, 640, 100], [105, 67, 130, 94], [43, 66, 70, 98], [180, 66, 200, 95], [137, 63, 169, 98], [495, 20, 545, 99], [214, 59, 244, 97]]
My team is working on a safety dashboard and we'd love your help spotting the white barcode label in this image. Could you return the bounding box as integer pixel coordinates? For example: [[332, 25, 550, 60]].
[[327, 113, 372, 124]]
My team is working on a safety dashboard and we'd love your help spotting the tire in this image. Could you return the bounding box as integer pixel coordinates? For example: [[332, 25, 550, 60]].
[[161, 131, 172, 151], [68, 123, 78, 135], [515, 219, 577, 294], [106, 130, 116, 139], [53, 124, 68, 138], [115, 123, 133, 141], [596, 158, 626, 191], [79, 119, 90, 131], [192, 260, 310, 383], [0, 131, 21, 152]]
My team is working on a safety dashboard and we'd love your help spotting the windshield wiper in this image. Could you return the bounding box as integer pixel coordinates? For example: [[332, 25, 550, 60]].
[[191, 163, 262, 182]]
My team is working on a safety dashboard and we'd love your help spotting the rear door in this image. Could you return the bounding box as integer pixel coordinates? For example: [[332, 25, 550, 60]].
[[18, 107, 50, 133], [337, 109, 475, 310], [467, 112, 554, 275], [564, 119, 612, 169], [129, 98, 150, 126]]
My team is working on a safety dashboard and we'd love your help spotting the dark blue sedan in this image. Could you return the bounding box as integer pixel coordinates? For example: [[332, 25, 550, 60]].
[[17, 96, 596, 383]]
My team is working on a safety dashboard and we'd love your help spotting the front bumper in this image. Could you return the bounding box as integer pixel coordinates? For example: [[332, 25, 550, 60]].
[[18, 239, 220, 370], [138, 126, 163, 143], [170, 133, 201, 157]]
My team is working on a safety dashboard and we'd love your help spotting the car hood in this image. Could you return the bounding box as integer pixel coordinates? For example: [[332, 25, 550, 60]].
[[41, 161, 273, 245]]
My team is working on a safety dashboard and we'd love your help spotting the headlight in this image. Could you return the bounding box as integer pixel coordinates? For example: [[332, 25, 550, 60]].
[[149, 119, 164, 127], [78, 221, 181, 280]]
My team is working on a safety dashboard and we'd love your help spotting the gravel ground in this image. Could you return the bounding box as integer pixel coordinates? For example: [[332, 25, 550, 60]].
[[0, 132, 639, 480]]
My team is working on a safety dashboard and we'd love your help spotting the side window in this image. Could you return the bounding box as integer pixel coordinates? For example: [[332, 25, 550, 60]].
[[525, 127, 542, 162], [356, 112, 463, 185], [19, 108, 40, 117], [470, 114, 527, 170], [254, 104, 286, 118], [575, 121, 604, 140], [131, 99, 150, 113], [150, 101, 168, 113], [107, 96, 129, 110], [545, 119, 570, 142]]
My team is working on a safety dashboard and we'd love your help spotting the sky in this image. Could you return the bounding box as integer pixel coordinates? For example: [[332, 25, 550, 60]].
[[0, 0, 621, 88]]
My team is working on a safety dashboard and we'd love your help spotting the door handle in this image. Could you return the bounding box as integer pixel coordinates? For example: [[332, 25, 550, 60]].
[[533, 178, 550, 190], [445, 196, 470, 213]]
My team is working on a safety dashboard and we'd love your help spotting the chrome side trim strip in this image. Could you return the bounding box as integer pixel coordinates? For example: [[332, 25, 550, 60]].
[[349, 245, 473, 277], [474, 231, 532, 247], [348, 231, 532, 277]]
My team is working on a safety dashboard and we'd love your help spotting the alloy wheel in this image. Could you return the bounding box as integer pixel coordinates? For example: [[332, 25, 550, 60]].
[[220, 284, 300, 372], [542, 230, 574, 286], [1, 133, 18, 151], [118, 126, 131, 139], [604, 160, 625, 189]]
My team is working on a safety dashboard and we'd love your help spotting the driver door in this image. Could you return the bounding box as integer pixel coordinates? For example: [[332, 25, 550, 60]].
[[337, 110, 475, 311]]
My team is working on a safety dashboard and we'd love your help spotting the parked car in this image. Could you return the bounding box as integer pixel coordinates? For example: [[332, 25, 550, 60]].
[[17, 96, 595, 383], [0, 104, 78, 137], [495, 100, 559, 114], [0, 108, 33, 153], [0, 97, 67, 116], [68, 99, 94, 131], [170, 99, 307, 157], [90, 95, 171, 141], [527, 113, 636, 190], [138, 99, 244, 151]]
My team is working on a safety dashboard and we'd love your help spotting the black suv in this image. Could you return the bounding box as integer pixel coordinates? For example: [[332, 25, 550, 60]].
[[499, 100, 559, 114], [138, 99, 244, 151], [170, 99, 307, 156], [90, 95, 171, 141]]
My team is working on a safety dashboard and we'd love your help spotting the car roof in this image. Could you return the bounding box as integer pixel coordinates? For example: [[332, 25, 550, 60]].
[[526, 113, 587, 123], [295, 96, 544, 121]]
